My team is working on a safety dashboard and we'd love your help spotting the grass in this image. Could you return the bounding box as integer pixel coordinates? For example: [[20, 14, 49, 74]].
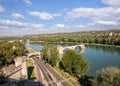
[[54, 66, 68, 78], [27, 59, 36, 80], [54, 66, 79, 86], [27, 47, 36, 53]]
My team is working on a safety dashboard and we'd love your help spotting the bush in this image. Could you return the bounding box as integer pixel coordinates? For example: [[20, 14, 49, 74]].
[[93, 67, 120, 86]]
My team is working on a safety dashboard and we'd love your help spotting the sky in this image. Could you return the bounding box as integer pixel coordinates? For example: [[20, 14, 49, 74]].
[[0, 0, 120, 36]]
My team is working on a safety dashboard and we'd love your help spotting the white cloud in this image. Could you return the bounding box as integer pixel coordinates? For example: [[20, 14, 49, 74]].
[[23, 0, 32, 6], [102, 0, 120, 7], [0, 19, 45, 29], [0, 5, 5, 12], [12, 13, 25, 19], [0, 26, 9, 29], [54, 24, 65, 28], [52, 24, 68, 29], [29, 11, 61, 20], [65, 7, 120, 27], [95, 21, 117, 25]]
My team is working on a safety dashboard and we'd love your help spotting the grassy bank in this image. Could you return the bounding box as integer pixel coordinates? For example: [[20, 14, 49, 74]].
[[27, 59, 36, 80], [26, 47, 37, 53], [54, 66, 79, 86]]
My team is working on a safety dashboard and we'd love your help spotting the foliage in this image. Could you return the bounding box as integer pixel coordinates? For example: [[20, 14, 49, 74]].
[[1, 30, 120, 45], [41, 45, 59, 67], [79, 67, 120, 86], [93, 67, 120, 86], [27, 47, 36, 53], [79, 75, 94, 86], [0, 41, 25, 65], [26, 30, 120, 45], [13, 42, 25, 56], [62, 49, 89, 77]]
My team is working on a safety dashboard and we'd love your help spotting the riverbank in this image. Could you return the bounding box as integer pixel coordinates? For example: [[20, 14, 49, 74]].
[[54, 66, 79, 86], [29, 41, 120, 48], [26, 47, 37, 53]]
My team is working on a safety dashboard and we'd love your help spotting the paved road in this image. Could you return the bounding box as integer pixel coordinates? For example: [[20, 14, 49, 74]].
[[32, 56, 71, 86]]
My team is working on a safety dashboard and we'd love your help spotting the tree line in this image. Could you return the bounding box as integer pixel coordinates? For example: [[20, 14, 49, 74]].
[[28, 30, 120, 45], [1, 30, 120, 45]]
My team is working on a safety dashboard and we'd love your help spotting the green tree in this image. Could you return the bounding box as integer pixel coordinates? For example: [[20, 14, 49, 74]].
[[13, 42, 25, 56], [41, 45, 59, 67], [1, 42, 14, 65], [93, 67, 120, 86], [0, 41, 25, 65], [62, 49, 89, 77], [79, 75, 94, 86], [41, 45, 48, 61]]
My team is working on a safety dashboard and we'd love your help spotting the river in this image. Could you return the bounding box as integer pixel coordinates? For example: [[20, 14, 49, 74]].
[[26, 42, 120, 76]]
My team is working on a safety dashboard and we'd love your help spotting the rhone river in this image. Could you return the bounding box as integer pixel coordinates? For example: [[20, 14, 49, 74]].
[[26, 43, 120, 76]]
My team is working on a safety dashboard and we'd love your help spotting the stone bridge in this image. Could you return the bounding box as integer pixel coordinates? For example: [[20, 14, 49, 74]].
[[27, 52, 40, 58], [57, 44, 86, 54]]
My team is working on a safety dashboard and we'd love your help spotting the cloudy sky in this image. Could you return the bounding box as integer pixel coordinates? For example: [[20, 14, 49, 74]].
[[0, 0, 120, 36]]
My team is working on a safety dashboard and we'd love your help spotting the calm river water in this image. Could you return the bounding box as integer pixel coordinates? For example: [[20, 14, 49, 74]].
[[26, 43, 120, 76]]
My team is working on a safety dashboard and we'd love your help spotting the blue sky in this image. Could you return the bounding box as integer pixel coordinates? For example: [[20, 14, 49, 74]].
[[0, 0, 120, 36]]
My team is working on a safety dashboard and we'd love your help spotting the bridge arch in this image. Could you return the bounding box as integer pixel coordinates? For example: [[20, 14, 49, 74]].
[[74, 46, 81, 53], [57, 44, 86, 54]]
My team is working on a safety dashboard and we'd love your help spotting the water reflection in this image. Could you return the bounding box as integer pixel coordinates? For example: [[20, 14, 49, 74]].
[[86, 45, 120, 55]]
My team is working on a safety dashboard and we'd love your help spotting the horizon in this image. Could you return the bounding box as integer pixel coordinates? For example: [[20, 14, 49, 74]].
[[0, 0, 120, 36], [0, 29, 119, 38]]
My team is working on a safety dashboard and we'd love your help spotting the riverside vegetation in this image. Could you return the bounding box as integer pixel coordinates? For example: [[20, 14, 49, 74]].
[[80, 67, 120, 86], [41, 44, 89, 85], [28, 30, 120, 45], [41, 44, 120, 86]]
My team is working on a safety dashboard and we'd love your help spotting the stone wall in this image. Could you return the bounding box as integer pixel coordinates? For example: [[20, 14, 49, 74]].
[[2, 56, 28, 80]]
